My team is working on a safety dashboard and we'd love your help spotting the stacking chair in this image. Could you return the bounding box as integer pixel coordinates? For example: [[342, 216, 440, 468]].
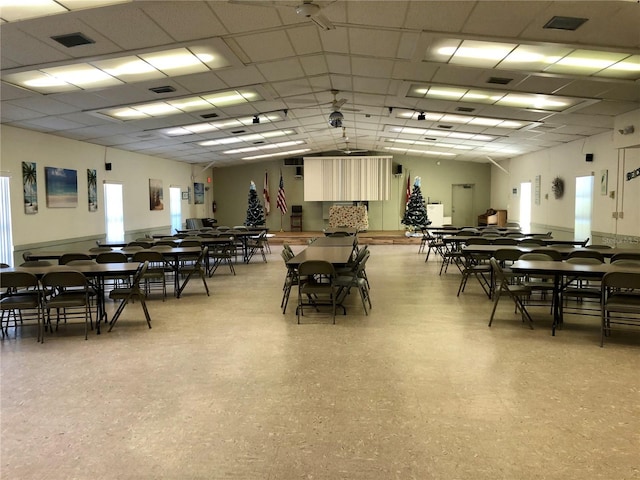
[[132, 250, 167, 301], [585, 244, 612, 250], [611, 252, 640, 263], [567, 250, 605, 262], [128, 241, 153, 249], [281, 248, 297, 314], [245, 231, 267, 263], [208, 241, 236, 276], [519, 252, 557, 308], [423, 231, 445, 262], [296, 260, 340, 324], [560, 257, 604, 325], [108, 261, 152, 332], [96, 251, 131, 295], [493, 237, 518, 245], [41, 270, 93, 340], [601, 272, 640, 346], [89, 246, 113, 253], [176, 246, 209, 298], [518, 238, 545, 246], [457, 246, 492, 298], [20, 260, 52, 267], [488, 258, 533, 329], [59, 253, 92, 265], [530, 248, 563, 261], [155, 239, 177, 247], [0, 271, 43, 342], [335, 249, 372, 315]]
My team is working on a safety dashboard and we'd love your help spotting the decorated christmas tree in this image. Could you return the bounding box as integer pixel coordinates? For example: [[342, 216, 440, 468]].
[[402, 176, 431, 230], [244, 180, 265, 226]]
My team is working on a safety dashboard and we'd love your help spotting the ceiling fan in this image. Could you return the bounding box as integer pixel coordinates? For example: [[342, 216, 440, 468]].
[[228, 0, 336, 30], [336, 127, 368, 154]]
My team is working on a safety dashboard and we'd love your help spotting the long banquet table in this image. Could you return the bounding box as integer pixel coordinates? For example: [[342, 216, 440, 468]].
[[510, 260, 640, 336]]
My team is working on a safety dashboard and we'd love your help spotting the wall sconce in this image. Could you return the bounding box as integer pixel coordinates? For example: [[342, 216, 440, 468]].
[[618, 125, 635, 135]]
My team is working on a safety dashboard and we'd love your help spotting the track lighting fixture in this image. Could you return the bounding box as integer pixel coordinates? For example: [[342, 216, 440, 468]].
[[253, 115, 260, 124], [417, 112, 426, 121]]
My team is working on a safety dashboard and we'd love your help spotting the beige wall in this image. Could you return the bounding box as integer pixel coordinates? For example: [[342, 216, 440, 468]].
[[211, 155, 492, 231], [1, 125, 206, 263], [490, 125, 640, 244]]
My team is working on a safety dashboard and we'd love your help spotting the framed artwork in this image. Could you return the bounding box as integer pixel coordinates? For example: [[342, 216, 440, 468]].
[[22, 161, 38, 214], [182, 191, 189, 200], [600, 169, 608, 195], [45, 167, 77, 208], [87, 169, 97, 211], [149, 178, 164, 210], [534, 175, 541, 205], [194, 182, 204, 204]]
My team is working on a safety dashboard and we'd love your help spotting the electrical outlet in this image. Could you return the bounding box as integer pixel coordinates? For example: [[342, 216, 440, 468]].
[[612, 212, 618, 218], [619, 212, 624, 219]]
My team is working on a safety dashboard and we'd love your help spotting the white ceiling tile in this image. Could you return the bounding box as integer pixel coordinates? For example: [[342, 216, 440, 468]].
[[141, 2, 226, 42], [257, 59, 305, 83], [234, 31, 296, 63]]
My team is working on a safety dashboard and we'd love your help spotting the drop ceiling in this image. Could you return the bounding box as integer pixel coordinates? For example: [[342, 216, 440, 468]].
[[1, 0, 639, 167]]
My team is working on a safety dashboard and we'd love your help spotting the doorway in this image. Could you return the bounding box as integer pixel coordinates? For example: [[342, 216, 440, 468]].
[[575, 175, 594, 243], [520, 182, 531, 232], [451, 184, 474, 226], [104, 182, 124, 242]]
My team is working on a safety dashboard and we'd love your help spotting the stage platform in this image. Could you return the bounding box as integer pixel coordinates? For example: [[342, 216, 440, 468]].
[[268, 231, 421, 246]]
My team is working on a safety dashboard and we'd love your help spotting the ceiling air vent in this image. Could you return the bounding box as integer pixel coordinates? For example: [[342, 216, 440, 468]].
[[253, 141, 265, 145], [51, 32, 95, 48], [437, 125, 453, 129], [231, 130, 246, 135], [456, 106, 475, 113], [201, 113, 219, 119], [544, 16, 588, 31], [149, 86, 176, 94], [487, 77, 513, 85], [424, 137, 437, 141]]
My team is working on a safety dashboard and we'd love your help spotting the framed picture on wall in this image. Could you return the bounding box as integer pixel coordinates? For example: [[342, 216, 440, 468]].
[[22, 161, 38, 214], [182, 191, 189, 200], [45, 167, 78, 208], [600, 170, 608, 195], [149, 178, 164, 210], [194, 182, 204, 204], [87, 169, 97, 211]]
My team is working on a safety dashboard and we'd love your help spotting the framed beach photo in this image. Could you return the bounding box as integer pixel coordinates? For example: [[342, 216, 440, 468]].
[[149, 178, 164, 210], [194, 182, 204, 204], [45, 167, 77, 208], [600, 169, 608, 195], [22, 161, 38, 214], [87, 169, 97, 211]]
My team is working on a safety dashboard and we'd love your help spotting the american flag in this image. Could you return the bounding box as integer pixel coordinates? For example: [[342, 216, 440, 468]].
[[263, 171, 270, 215], [405, 174, 411, 206], [276, 172, 287, 214]]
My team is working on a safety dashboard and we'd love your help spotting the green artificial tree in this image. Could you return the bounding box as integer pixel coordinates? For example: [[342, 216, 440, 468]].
[[245, 180, 266, 226], [402, 176, 431, 230]]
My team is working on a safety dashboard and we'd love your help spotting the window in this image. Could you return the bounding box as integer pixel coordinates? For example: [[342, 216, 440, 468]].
[[520, 182, 531, 232], [170, 187, 182, 234], [104, 182, 124, 242], [575, 175, 593, 243], [0, 175, 14, 266]]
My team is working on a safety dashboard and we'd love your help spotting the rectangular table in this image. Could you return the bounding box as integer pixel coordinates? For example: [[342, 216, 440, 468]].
[[462, 245, 635, 259], [286, 246, 355, 268], [510, 260, 640, 335], [309, 236, 357, 248], [2, 262, 141, 334]]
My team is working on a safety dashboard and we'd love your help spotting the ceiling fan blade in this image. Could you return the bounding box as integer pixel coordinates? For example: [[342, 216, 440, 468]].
[[310, 12, 335, 30], [333, 98, 347, 109]]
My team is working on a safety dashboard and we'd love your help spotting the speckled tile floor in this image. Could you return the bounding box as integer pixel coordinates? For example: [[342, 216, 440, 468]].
[[2, 245, 639, 479]]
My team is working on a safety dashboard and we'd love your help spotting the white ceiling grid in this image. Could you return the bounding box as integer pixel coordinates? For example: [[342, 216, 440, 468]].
[[0, 0, 638, 166]]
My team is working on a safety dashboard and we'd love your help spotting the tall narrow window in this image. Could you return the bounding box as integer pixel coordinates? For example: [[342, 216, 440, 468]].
[[0, 175, 14, 266], [575, 175, 594, 244], [520, 182, 531, 232], [170, 187, 182, 234], [104, 182, 124, 242]]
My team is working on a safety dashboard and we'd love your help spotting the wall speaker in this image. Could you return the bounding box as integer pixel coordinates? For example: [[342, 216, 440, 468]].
[[395, 164, 403, 175], [585, 153, 593, 162], [105, 162, 112, 171], [295, 166, 303, 177]]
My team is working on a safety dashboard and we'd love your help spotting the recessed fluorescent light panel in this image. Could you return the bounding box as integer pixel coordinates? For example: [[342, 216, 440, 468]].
[[162, 112, 286, 137], [2, 45, 231, 94], [0, 0, 130, 22], [384, 147, 457, 157], [425, 38, 640, 80], [224, 140, 305, 155], [94, 89, 262, 121], [398, 110, 526, 129], [198, 129, 296, 147], [389, 126, 495, 142], [407, 84, 582, 112], [243, 148, 311, 161]]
